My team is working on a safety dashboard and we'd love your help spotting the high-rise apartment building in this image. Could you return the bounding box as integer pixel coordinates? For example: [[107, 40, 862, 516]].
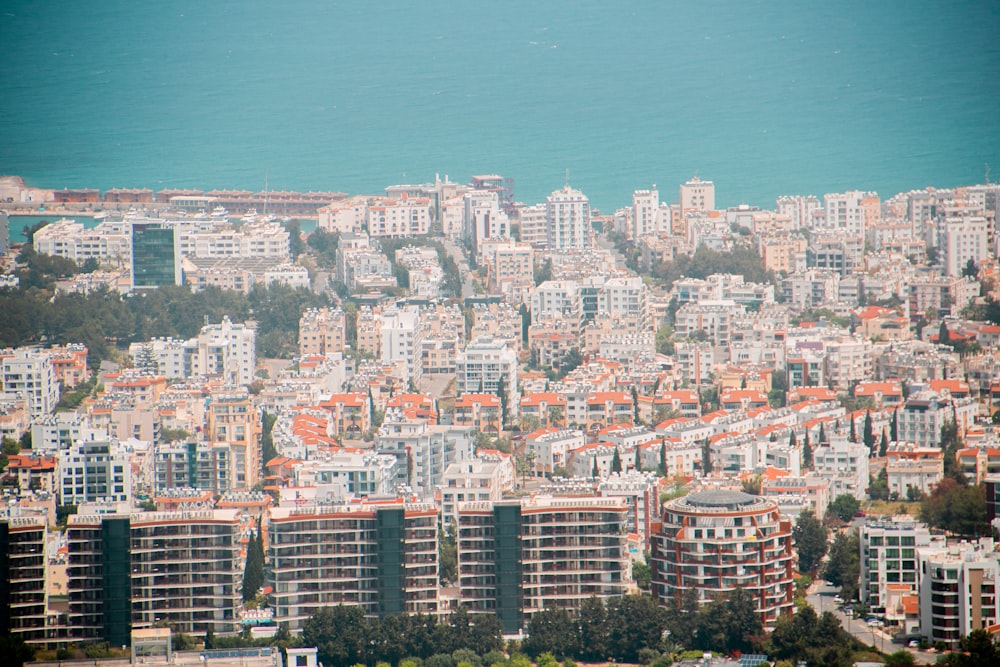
[[650, 490, 794, 628], [1, 348, 59, 418], [299, 307, 346, 357], [679, 177, 715, 212], [0, 516, 48, 646], [457, 496, 629, 633], [268, 502, 439, 630], [545, 186, 590, 250]]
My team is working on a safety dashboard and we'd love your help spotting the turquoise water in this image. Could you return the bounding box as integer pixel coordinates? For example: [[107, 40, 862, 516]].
[[1, 1, 997, 212]]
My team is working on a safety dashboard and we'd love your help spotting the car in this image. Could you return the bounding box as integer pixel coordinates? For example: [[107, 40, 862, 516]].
[[908, 640, 920, 649], [867, 619, 880, 627], [834, 595, 844, 603]]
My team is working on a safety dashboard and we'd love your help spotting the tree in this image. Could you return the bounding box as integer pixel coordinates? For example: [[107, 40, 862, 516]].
[[849, 414, 858, 443], [611, 448, 622, 474], [862, 410, 875, 454], [701, 440, 712, 474], [631, 386, 640, 424], [632, 560, 651, 590], [879, 428, 889, 458], [890, 408, 898, 441], [439, 519, 457, 585], [920, 479, 988, 537], [818, 422, 827, 444], [577, 596, 608, 662], [534, 258, 552, 286], [260, 411, 279, 466], [829, 494, 861, 522], [592, 456, 600, 478], [792, 510, 828, 573], [823, 531, 860, 601], [242, 528, 265, 601], [658, 441, 667, 476], [695, 588, 762, 655], [496, 375, 508, 429], [633, 444, 642, 472], [741, 474, 762, 495], [802, 430, 813, 469], [522, 607, 578, 659], [962, 257, 979, 279], [302, 606, 370, 667], [605, 594, 667, 663]]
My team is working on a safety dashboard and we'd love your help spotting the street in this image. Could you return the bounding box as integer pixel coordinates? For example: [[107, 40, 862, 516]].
[[805, 582, 934, 664], [441, 239, 475, 300]]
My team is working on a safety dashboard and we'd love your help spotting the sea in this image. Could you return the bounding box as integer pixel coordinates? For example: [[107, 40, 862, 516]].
[[1, 0, 998, 213]]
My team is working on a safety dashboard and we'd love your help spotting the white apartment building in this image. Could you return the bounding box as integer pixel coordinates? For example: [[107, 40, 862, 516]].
[[679, 177, 715, 212], [518, 203, 548, 249], [181, 222, 289, 260], [367, 195, 433, 238], [632, 187, 669, 237], [917, 539, 1000, 649], [546, 185, 591, 250], [824, 190, 877, 239], [776, 194, 821, 229], [33, 219, 132, 267], [811, 438, 870, 500], [31, 413, 90, 451], [464, 190, 510, 254], [860, 518, 939, 625], [129, 317, 256, 386], [673, 300, 745, 346], [376, 411, 475, 495], [317, 196, 368, 234], [57, 435, 132, 506], [531, 280, 582, 321], [898, 390, 978, 449], [937, 213, 988, 277], [599, 276, 651, 329], [525, 428, 586, 475], [292, 450, 402, 498], [2, 348, 59, 418], [483, 239, 533, 303], [439, 452, 516, 522], [455, 336, 519, 410], [381, 305, 424, 385]]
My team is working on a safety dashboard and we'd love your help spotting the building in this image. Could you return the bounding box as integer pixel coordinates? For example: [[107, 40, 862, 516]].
[[376, 412, 475, 495], [458, 496, 629, 633], [1, 348, 59, 418], [632, 187, 668, 237], [0, 516, 48, 646], [917, 538, 1000, 649], [381, 306, 424, 385], [129, 318, 257, 386], [824, 190, 876, 239], [299, 308, 346, 357], [455, 336, 519, 413], [268, 502, 439, 630], [57, 436, 132, 506], [937, 213, 988, 277], [206, 388, 261, 490], [546, 185, 591, 250], [650, 490, 794, 628], [131, 223, 182, 289], [439, 452, 516, 522], [679, 177, 715, 212], [859, 518, 939, 629], [67, 510, 244, 637], [154, 441, 233, 495]]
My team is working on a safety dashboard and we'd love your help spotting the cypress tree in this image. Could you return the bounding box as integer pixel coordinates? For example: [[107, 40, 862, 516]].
[[633, 444, 642, 471], [849, 415, 858, 442], [496, 374, 508, 429], [611, 447, 622, 473], [242, 528, 265, 602], [659, 440, 667, 476], [890, 409, 898, 441], [789, 430, 798, 448], [862, 410, 875, 453], [631, 386, 640, 424], [803, 430, 813, 469], [879, 428, 889, 457], [818, 421, 827, 445], [592, 456, 600, 478]]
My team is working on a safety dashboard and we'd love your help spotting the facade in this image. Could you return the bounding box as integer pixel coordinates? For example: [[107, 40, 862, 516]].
[[650, 490, 794, 628], [131, 223, 182, 289], [937, 213, 988, 277], [1, 348, 59, 418], [0, 516, 48, 646], [268, 502, 439, 630], [679, 177, 715, 212], [455, 336, 519, 412], [546, 185, 591, 250], [299, 308, 346, 357], [859, 518, 938, 625], [57, 436, 132, 506], [376, 412, 475, 495], [154, 441, 233, 494], [458, 496, 629, 633], [129, 510, 243, 634], [917, 539, 1000, 649], [381, 306, 424, 385], [206, 388, 261, 490]]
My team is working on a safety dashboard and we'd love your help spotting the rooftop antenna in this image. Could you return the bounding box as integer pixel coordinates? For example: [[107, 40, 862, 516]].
[[564, 168, 570, 187], [263, 168, 269, 217]]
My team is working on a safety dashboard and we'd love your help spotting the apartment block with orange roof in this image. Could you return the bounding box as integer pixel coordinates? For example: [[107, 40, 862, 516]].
[[298, 307, 346, 357], [454, 393, 502, 434], [48, 344, 89, 387], [854, 380, 904, 408], [519, 392, 568, 428], [584, 391, 634, 433], [319, 392, 371, 438], [207, 387, 261, 490]]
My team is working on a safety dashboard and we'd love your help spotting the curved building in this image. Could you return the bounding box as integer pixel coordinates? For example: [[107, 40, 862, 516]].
[[650, 490, 794, 627]]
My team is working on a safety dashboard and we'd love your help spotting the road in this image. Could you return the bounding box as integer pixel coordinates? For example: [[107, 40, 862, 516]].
[[806, 582, 934, 664], [441, 239, 474, 300]]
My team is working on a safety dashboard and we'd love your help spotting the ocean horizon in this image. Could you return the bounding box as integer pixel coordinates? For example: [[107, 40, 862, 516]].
[[1, 0, 998, 212]]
